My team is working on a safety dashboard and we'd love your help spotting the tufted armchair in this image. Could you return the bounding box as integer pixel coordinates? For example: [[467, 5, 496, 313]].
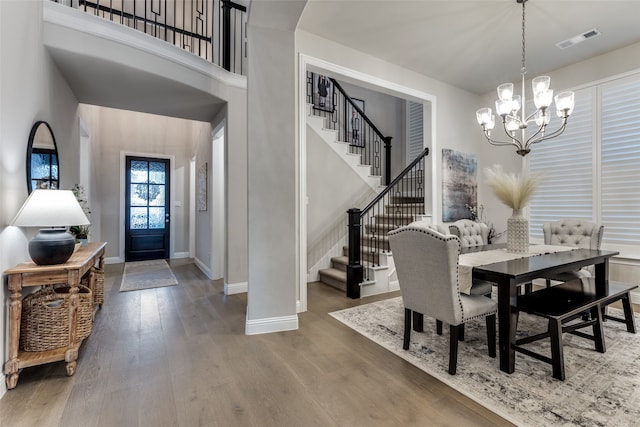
[[449, 219, 489, 248], [388, 224, 497, 374], [543, 219, 604, 285]]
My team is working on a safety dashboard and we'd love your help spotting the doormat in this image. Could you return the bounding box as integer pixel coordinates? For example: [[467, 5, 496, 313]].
[[330, 296, 640, 427], [120, 259, 178, 292]]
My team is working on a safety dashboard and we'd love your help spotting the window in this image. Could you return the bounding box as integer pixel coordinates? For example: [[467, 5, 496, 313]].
[[528, 72, 640, 256]]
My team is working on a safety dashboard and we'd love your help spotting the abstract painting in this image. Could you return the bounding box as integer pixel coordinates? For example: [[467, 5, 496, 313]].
[[442, 149, 477, 222]]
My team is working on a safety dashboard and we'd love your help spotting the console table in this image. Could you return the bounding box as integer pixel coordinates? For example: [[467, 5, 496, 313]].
[[3, 242, 107, 389]]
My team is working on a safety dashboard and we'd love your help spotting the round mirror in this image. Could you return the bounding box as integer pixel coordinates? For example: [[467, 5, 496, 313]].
[[27, 121, 59, 194]]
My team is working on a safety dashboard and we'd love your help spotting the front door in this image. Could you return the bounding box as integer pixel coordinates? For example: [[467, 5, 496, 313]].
[[125, 156, 170, 261]]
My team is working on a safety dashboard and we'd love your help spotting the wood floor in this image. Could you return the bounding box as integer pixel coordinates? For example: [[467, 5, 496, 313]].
[[0, 260, 514, 427]]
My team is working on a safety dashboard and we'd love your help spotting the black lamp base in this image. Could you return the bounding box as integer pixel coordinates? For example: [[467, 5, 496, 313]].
[[28, 228, 76, 265]]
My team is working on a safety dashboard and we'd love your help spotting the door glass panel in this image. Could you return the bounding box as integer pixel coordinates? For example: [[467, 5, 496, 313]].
[[130, 160, 148, 183], [149, 207, 165, 229], [130, 207, 148, 229], [148, 185, 165, 206], [149, 161, 166, 184], [131, 184, 148, 206]]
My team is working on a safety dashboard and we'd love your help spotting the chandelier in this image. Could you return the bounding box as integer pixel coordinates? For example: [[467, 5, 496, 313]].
[[475, 0, 575, 156]]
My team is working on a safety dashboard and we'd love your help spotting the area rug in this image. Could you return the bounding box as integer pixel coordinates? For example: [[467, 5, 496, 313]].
[[330, 297, 640, 427], [119, 259, 178, 292]]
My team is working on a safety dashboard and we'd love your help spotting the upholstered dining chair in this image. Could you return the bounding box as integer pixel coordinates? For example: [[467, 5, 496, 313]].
[[543, 219, 604, 286], [388, 223, 497, 375], [449, 219, 489, 248]]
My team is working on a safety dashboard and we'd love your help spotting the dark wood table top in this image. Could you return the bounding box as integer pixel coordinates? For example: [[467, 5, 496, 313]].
[[464, 245, 619, 283]]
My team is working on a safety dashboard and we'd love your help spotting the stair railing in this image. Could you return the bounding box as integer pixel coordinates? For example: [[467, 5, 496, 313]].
[[306, 71, 392, 184], [51, 0, 247, 75], [346, 147, 429, 298]]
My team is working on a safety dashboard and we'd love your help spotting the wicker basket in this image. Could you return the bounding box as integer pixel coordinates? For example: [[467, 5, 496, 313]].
[[20, 285, 93, 352], [81, 267, 105, 307]]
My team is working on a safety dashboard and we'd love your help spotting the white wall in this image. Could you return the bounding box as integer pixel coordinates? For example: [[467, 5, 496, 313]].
[[306, 122, 376, 279], [0, 0, 80, 397]]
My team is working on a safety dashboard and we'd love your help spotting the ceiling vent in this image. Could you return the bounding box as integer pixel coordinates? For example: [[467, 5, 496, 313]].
[[556, 28, 601, 49]]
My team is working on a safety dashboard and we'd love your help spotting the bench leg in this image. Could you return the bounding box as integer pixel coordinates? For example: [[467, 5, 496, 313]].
[[592, 305, 606, 353], [436, 320, 443, 336], [549, 319, 565, 381], [621, 294, 636, 333]]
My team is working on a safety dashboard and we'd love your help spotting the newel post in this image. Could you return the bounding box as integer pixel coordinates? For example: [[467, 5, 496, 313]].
[[346, 208, 363, 299], [384, 136, 392, 185]]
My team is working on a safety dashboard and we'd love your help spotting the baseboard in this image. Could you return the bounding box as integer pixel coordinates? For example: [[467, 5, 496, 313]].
[[173, 252, 189, 259], [631, 289, 640, 305], [245, 313, 299, 335], [193, 257, 213, 279], [0, 373, 6, 398], [225, 281, 248, 295], [105, 256, 123, 264]]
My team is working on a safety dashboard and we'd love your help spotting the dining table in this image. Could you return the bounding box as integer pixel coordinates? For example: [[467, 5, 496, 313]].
[[460, 244, 619, 374]]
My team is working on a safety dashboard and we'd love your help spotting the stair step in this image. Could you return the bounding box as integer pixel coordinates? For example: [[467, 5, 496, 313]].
[[364, 222, 402, 234], [370, 214, 415, 226], [384, 203, 425, 215], [361, 234, 391, 252], [342, 245, 385, 264], [330, 255, 349, 272], [389, 196, 423, 204], [319, 268, 346, 291]]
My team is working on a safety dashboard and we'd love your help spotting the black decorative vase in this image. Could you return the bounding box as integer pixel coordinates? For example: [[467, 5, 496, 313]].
[[28, 228, 75, 265]]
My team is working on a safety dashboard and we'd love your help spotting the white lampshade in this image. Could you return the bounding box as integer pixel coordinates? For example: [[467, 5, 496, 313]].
[[12, 189, 90, 227]]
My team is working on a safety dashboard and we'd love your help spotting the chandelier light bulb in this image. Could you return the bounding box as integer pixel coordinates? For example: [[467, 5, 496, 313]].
[[555, 91, 575, 117], [476, 108, 492, 125], [497, 83, 514, 101], [510, 95, 522, 114], [535, 109, 550, 126], [534, 89, 553, 109], [532, 76, 551, 95], [506, 117, 520, 133]]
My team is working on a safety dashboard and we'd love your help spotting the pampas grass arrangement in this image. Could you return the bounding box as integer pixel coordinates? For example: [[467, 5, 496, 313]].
[[484, 165, 544, 210]]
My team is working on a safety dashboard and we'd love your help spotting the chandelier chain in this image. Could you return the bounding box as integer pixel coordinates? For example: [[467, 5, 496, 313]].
[[521, 0, 526, 74]]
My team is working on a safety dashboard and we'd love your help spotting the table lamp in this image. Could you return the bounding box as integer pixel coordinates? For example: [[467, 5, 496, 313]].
[[11, 189, 90, 265]]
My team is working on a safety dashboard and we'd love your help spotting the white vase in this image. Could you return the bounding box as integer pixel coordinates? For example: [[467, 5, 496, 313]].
[[507, 208, 529, 253]]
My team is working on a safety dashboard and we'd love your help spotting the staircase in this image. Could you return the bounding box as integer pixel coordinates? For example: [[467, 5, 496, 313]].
[[305, 72, 429, 298], [318, 193, 425, 296]]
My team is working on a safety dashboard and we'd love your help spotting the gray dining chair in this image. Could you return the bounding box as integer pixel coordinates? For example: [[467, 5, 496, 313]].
[[388, 223, 497, 375], [542, 219, 604, 286], [449, 219, 489, 248]]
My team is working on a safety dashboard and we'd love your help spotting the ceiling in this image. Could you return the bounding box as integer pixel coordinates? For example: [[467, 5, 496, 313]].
[[297, 0, 640, 95]]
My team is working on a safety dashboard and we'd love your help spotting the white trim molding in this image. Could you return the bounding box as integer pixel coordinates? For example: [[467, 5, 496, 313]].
[[194, 257, 213, 279], [225, 281, 248, 295], [245, 314, 299, 335]]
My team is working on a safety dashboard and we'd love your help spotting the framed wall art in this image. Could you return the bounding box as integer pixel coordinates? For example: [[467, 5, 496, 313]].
[[442, 148, 477, 222]]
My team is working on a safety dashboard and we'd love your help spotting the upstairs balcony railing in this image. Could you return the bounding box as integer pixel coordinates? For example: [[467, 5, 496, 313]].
[[52, 0, 247, 75], [306, 71, 392, 185]]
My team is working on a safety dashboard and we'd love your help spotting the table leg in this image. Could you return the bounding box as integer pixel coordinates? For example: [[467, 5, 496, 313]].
[[497, 278, 518, 374], [4, 276, 22, 389], [594, 259, 609, 292]]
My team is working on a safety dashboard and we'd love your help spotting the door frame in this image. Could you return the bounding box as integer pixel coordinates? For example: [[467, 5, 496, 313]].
[[119, 151, 176, 263]]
